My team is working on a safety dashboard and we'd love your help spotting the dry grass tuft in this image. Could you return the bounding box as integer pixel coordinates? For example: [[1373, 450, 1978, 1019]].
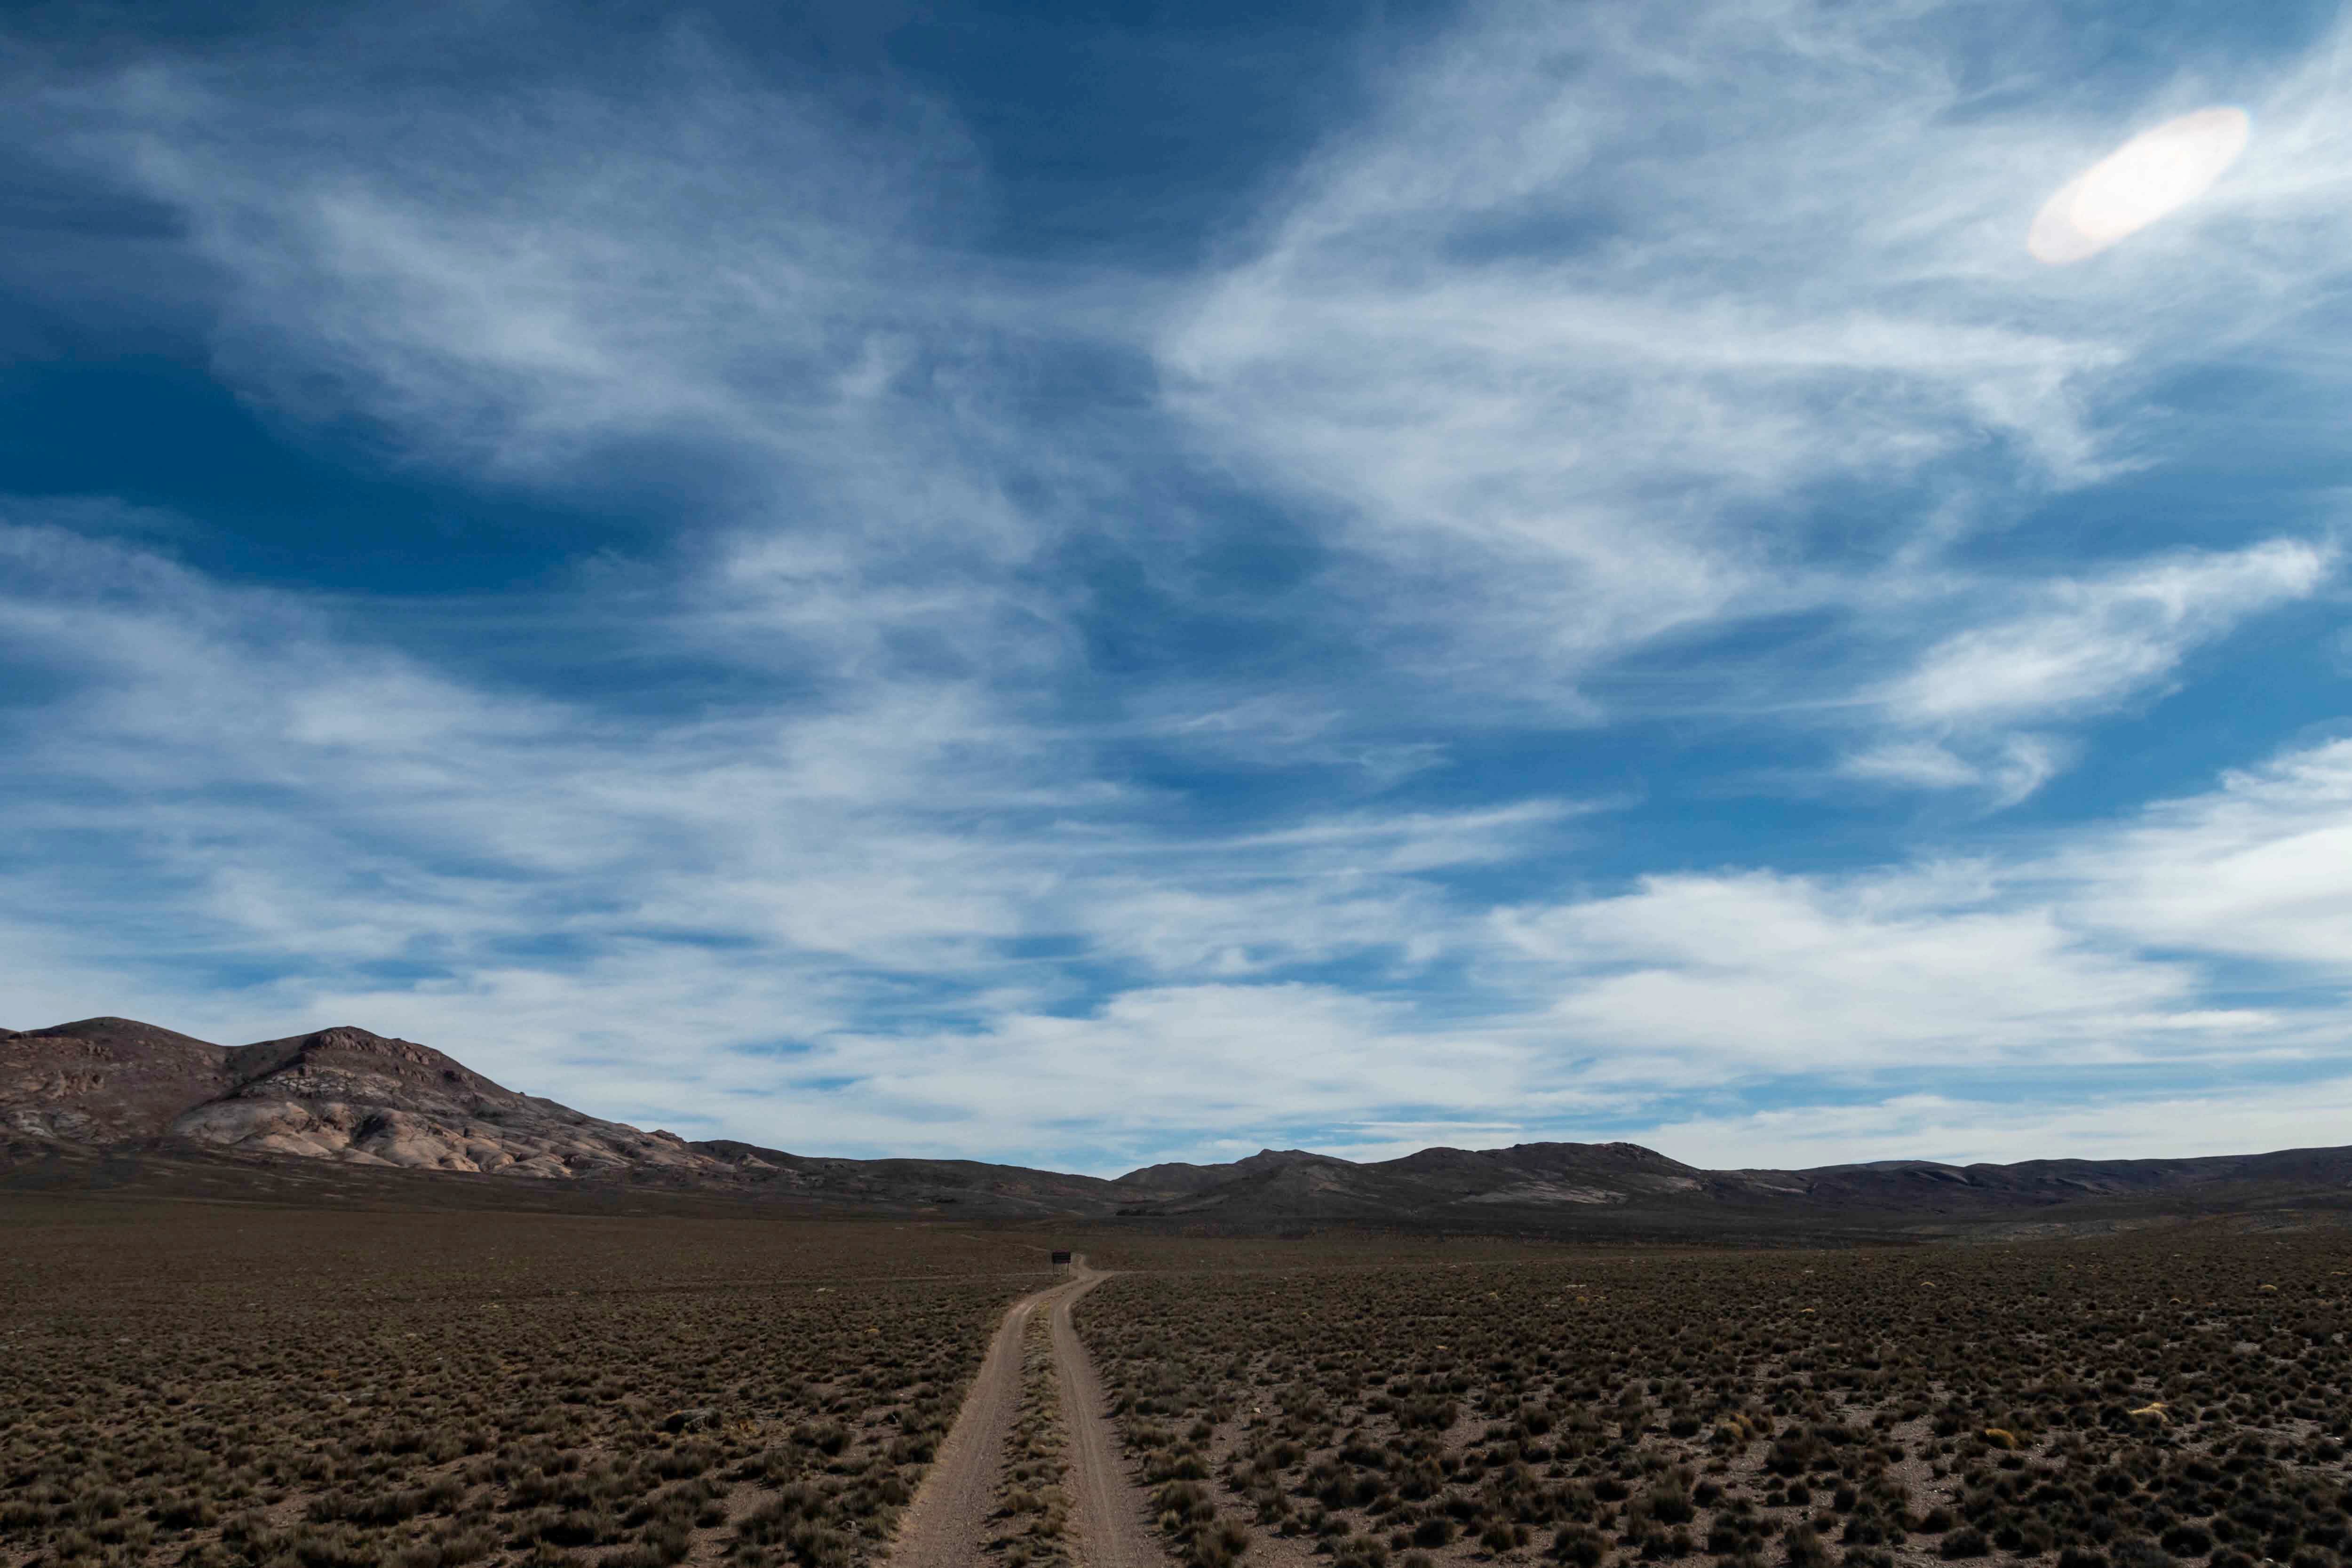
[[989, 1313, 1071, 1568]]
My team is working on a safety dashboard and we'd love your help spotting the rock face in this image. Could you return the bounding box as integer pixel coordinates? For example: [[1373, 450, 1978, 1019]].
[[4, 1019, 734, 1181], [184, 1026, 732, 1178]]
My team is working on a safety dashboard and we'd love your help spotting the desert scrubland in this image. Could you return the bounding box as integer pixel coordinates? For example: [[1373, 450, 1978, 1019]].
[[1079, 1230, 2352, 1568], [3, 1199, 2348, 1568], [0, 1201, 1042, 1568]]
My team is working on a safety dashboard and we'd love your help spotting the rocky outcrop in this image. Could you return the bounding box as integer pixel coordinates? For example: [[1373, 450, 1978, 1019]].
[[4, 1018, 735, 1182], [170, 1026, 738, 1179], [2, 1018, 233, 1142], [165, 1096, 714, 1176]]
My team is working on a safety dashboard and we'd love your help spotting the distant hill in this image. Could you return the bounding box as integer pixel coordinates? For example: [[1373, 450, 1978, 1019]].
[[7, 1016, 2352, 1235], [1112, 1148, 1352, 1196], [1104, 1138, 2352, 1232]]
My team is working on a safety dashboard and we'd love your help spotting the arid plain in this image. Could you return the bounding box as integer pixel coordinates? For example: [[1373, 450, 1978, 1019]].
[[4, 1191, 2350, 1568], [8, 1019, 2352, 1568]]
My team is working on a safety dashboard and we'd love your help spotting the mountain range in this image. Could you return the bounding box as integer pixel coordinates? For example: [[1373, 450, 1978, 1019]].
[[7, 1016, 2351, 1238]]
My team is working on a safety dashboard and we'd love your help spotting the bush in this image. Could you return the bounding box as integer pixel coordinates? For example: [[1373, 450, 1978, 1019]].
[[1783, 1527, 1831, 1568], [1550, 1525, 1607, 1568], [2161, 1525, 2214, 1558]]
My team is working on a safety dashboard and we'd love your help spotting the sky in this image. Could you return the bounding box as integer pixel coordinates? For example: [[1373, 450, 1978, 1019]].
[[6, 0, 2352, 1177]]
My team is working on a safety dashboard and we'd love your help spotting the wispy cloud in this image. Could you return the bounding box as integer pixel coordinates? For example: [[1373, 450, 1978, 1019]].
[[1493, 865, 2205, 1072], [1842, 539, 2333, 800], [4, 0, 2352, 1175], [1878, 541, 2330, 727], [2064, 736, 2352, 971], [10, 502, 2352, 1169], [1160, 0, 2352, 765]]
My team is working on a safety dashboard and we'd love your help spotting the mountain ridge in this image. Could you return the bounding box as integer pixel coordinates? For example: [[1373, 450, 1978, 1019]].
[[7, 1016, 2352, 1234]]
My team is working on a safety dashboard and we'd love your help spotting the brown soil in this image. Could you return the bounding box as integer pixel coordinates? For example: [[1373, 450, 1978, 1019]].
[[1053, 1263, 1165, 1568], [890, 1259, 1167, 1568]]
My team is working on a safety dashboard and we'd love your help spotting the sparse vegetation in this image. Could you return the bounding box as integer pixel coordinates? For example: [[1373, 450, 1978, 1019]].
[[989, 1313, 1070, 1568], [0, 1199, 1045, 1568], [1077, 1228, 2352, 1568], [9, 1195, 2351, 1568]]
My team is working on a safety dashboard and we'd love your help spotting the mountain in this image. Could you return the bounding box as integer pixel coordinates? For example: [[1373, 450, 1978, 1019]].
[[7, 1016, 2352, 1234], [1103, 1140, 1719, 1223], [1, 1018, 1137, 1216], [2, 1017, 237, 1143], [1109, 1138, 2352, 1229], [5, 1018, 732, 1180], [1112, 1148, 1351, 1196], [697, 1140, 1136, 1216]]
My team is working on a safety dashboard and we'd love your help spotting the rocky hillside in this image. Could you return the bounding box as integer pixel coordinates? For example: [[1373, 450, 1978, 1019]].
[[1, 1017, 237, 1143], [5, 1018, 732, 1180], [7, 1016, 2352, 1234], [1, 1017, 1152, 1215]]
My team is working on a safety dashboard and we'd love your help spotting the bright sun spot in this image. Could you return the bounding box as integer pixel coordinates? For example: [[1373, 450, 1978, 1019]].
[[2028, 106, 2251, 266]]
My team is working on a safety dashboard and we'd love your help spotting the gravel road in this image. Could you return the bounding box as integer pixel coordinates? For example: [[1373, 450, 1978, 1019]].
[[888, 1257, 1164, 1568]]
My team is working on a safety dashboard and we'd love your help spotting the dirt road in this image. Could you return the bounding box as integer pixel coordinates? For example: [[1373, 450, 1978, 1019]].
[[1048, 1262, 1162, 1568], [888, 1257, 1163, 1568]]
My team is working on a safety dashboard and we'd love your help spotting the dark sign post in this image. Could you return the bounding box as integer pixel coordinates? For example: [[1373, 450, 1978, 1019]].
[[1050, 1249, 1072, 1274]]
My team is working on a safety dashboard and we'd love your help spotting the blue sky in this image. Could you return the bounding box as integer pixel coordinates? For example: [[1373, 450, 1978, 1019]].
[[7, 0, 2352, 1175]]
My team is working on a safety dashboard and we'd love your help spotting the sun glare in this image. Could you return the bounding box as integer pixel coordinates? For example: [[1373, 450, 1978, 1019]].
[[2028, 106, 2251, 265]]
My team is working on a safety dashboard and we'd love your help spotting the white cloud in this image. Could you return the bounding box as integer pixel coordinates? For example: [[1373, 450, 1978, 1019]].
[[2064, 737, 2352, 970], [1493, 866, 2206, 1070], [818, 983, 1528, 1139], [8, 1, 2352, 1178], [1841, 734, 2070, 808], [0, 520, 1589, 1162], [1466, 726, 2352, 1149], [1161, 0, 2352, 787], [1835, 540, 2330, 803], [1645, 1078, 2352, 1170], [1158, 0, 2145, 707], [12, 514, 2352, 1170], [1879, 541, 2331, 727], [67, 34, 968, 485]]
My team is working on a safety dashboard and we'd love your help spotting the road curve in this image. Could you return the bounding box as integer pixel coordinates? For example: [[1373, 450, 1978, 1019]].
[[887, 1258, 1164, 1568]]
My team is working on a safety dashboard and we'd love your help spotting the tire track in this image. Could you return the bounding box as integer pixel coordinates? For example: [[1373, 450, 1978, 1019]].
[[1050, 1261, 1165, 1568], [890, 1258, 1165, 1568], [889, 1284, 1051, 1568]]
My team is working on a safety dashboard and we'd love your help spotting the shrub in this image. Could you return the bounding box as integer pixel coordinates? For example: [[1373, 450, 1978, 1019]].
[[1783, 1527, 1831, 1568], [1550, 1524, 1606, 1568]]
